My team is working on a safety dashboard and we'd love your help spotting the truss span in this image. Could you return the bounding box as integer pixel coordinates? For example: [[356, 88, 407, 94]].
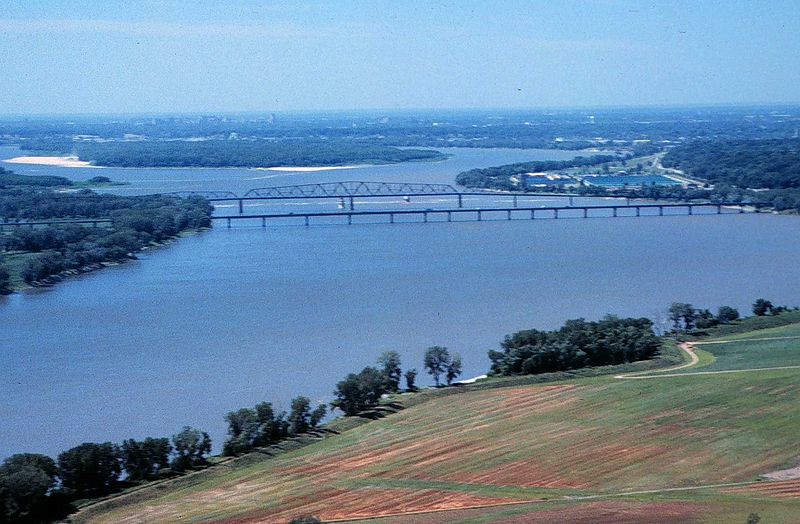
[[162, 191, 239, 199], [243, 181, 458, 198]]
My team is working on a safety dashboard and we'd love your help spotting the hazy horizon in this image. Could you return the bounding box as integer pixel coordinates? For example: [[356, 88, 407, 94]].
[[1, 1, 799, 115]]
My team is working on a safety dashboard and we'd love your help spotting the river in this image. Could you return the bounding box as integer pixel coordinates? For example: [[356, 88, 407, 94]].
[[2, 145, 800, 459]]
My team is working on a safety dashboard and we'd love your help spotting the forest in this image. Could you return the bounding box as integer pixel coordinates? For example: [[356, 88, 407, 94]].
[[0, 174, 212, 291], [19, 139, 447, 168], [488, 315, 661, 376], [661, 138, 800, 189]]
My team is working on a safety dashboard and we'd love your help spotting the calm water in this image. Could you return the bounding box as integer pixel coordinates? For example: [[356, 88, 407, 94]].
[[2, 146, 800, 459]]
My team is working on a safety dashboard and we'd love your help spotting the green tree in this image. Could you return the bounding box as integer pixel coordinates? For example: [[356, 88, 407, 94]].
[[222, 408, 259, 456], [716, 305, 740, 324], [424, 346, 451, 387], [288, 516, 322, 524], [668, 302, 696, 331], [377, 351, 402, 392], [288, 396, 313, 435], [0, 261, 10, 294], [254, 402, 288, 446], [309, 404, 327, 428], [171, 427, 211, 471], [0, 453, 58, 522], [332, 367, 387, 416], [446, 353, 463, 385], [404, 368, 418, 392], [752, 298, 773, 316], [57, 442, 121, 495], [120, 437, 172, 480]]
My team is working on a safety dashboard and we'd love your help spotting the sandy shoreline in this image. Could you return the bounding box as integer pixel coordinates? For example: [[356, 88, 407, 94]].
[[258, 165, 362, 172], [3, 156, 100, 168]]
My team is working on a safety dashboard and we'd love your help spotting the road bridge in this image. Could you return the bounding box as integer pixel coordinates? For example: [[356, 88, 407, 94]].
[[211, 202, 747, 228]]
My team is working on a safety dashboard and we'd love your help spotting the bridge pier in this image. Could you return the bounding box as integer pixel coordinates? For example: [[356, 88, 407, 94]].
[[613, 207, 618, 217], [717, 204, 722, 214], [554, 209, 559, 219], [349, 196, 354, 211], [513, 196, 518, 208], [347, 214, 352, 225], [447, 211, 452, 222], [636, 207, 640, 217], [688, 205, 693, 215], [304, 216, 309, 227], [659, 206, 664, 216], [423, 212, 428, 223], [227, 218, 231, 229], [477, 210, 482, 221], [390, 213, 394, 224], [458, 194, 463, 208], [583, 208, 588, 218], [238, 199, 244, 215], [530, 209, 535, 219], [262, 217, 266, 227], [507, 209, 512, 220], [569, 196, 574, 206]]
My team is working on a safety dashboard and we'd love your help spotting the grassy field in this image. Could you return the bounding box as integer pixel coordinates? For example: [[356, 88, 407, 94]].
[[76, 327, 800, 523]]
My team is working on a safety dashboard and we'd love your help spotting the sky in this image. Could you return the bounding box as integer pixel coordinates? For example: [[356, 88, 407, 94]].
[[1, 0, 799, 114]]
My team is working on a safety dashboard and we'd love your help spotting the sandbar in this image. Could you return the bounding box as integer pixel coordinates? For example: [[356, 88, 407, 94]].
[[3, 156, 100, 168]]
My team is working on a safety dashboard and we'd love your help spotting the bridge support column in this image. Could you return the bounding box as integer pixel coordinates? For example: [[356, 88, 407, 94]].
[[477, 210, 482, 221], [717, 205, 722, 214], [423, 212, 428, 223], [554, 209, 559, 219], [507, 209, 512, 220], [513, 196, 518, 208], [447, 211, 452, 222], [636, 207, 640, 217], [569, 196, 574, 206], [349, 196, 354, 211], [739, 207, 744, 214], [390, 213, 394, 224], [304, 216, 309, 227], [659, 206, 664, 216], [613, 207, 617, 217], [262, 217, 266, 227], [688, 206, 693, 215], [227, 218, 231, 229], [458, 194, 463, 208], [347, 214, 352, 225], [583, 208, 588, 218], [530, 210, 535, 219], [625, 197, 630, 205], [238, 199, 244, 215]]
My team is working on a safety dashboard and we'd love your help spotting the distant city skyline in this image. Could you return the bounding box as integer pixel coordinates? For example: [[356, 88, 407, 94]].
[[1, 0, 799, 115]]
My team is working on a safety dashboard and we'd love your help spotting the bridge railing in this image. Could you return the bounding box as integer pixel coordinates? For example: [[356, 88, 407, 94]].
[[243, 181, 459, 198]]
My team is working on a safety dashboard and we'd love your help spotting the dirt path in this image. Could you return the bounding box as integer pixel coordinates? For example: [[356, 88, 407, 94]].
[[615, 335, 800, 380]]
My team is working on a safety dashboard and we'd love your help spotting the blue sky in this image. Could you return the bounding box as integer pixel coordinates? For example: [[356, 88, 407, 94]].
[[1, 0, 799, 114]]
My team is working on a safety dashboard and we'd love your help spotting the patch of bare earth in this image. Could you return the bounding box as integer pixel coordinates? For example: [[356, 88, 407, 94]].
[[339, 500, 708, 523], [216, 488, 521, 523], [722, 479, 800, 498]]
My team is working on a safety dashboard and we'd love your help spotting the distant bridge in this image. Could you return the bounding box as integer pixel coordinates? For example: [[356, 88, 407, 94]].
[[163, 181, 599, 214], [211, 202, 748, 228]]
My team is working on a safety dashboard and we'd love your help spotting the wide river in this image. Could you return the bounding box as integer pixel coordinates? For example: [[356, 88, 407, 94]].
[[2, 145, 800, 459]]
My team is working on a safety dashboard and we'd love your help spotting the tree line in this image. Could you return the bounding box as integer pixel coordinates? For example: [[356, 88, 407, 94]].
[[0, 185, 212, 288], [488, 315, 661, 376], [0, 426, 211, 523], [667, 298, 793, 333], [20, 139, 447, 168]]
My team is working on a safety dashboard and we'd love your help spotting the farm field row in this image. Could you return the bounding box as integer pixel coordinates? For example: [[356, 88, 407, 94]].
[[76, 325, 800, 523]]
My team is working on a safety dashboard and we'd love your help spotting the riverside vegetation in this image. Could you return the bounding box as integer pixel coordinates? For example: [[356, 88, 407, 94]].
[[0, 170, 212, 292], [5, 301, 790, 523], [66, 299, 800, 523], [457, 138, 800, 212]]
